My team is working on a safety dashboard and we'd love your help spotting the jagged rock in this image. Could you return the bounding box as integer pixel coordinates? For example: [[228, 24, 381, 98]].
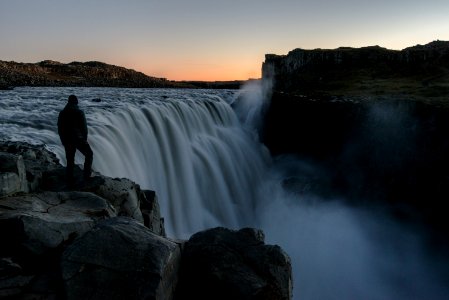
[[0, 153, 28, 197], [176, 227, 292, 300], [0, 142, 164, 234], [0, 191, 116, 256], [87, 177, 144, 222], [61, 217, 181, 300], [0, 141, 60, 193], [42, 166, 146, 224], [141, 190, 165, 236]]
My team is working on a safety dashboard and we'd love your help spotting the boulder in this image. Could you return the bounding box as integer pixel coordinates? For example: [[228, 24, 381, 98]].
[[0, 191, 116, 256], [61, 217, 181, 300], [176, 227, 292, 300], [42, 167, 145, 224], [0, 141, 60, 193]]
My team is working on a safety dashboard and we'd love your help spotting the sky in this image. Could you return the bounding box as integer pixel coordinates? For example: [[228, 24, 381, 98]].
[[1, 0, 448, 81]]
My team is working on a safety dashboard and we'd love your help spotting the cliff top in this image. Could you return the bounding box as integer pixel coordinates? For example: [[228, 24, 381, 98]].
[[262, 41, 449, 103]]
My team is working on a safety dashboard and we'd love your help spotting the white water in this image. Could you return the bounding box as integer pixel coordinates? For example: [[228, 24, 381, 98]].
[[1, 87, 447, 299]]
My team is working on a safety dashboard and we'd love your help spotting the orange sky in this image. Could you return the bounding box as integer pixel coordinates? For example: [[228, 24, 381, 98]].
[[1, 1, 449, 81]]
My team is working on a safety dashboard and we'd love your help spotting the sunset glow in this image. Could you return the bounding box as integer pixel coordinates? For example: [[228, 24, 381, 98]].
[[1, 0, 448, 81]]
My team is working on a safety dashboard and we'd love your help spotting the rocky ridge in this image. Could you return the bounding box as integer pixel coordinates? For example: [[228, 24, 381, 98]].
[[0, 60, 180, 89], [0, 141, 292, 299], [0, 60, 249, 90]]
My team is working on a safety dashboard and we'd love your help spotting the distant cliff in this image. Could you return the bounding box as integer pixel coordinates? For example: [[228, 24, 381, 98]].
[[260, 41, 449, 239], [262, 40, 449, 100], [0, 60, 182, 88]]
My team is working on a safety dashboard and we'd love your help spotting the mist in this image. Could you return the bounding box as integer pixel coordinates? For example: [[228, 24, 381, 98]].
[[234, 83, 449, 299], [253, 156, 449, 300]]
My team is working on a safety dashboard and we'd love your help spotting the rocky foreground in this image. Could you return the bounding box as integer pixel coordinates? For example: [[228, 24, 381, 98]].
[[0, 141, 292, 299]]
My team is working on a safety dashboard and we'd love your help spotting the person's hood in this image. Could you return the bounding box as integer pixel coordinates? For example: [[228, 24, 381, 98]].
[[64, 102, 79, 110]]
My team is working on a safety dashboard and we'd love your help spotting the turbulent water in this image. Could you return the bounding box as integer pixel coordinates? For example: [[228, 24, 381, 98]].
[[1, 86, 448, 299]]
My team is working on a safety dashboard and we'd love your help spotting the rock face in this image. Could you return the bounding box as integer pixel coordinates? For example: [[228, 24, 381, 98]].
[[262, 40, 449, 99], [62, 217, 181, 300], [0, 153, 28, 197], [0, 60, 179, 88], [0, 141, 292, 299], [176, 227, 292, 300]]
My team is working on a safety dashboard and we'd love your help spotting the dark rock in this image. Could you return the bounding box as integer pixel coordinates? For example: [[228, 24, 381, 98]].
[[141, 190, 165, 236], [0, 275, 34, 298], [92, 98, 102, 102], [0, 141, 60, 192], [61, 217, 181, 300], [263, 40, 449, 99], [0, 257, 22, 277], [0, 141, 293, 299], [176, 227, 292, 300], [0, 191, 116, 256], [0, 152, 28, 197]]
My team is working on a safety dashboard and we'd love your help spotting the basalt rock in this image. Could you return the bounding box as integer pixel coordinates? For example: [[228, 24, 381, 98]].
[[0, 142, 293, 299], [61, 217, 181, 300], [0, 142, 167, 298], [263, 40, 449, 99], [176, 227, 293, 300]]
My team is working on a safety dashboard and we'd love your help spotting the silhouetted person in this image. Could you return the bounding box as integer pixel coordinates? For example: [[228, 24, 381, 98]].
[[58, 95, 93, 183]]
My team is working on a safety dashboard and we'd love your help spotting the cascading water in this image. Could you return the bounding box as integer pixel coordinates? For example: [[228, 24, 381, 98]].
[[0, 87, 270, 237], [86, 94, 270, 237], [1, 87, 448, 299]]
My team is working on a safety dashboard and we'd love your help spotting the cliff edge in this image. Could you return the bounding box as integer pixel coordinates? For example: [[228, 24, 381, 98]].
[[262, 40, 449, 101]]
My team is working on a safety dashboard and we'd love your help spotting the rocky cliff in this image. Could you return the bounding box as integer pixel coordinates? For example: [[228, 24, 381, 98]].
[[0, 141, 292, 299], [260, 41, 449, 241], [262, 40, 449, 100], [0, 60, 182, 89]]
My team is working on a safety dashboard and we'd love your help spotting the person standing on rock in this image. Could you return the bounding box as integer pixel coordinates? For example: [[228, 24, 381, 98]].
[[58, 95, 93, 183]]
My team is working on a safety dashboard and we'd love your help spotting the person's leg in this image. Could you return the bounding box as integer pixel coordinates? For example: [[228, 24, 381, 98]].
[[77, 141, 93, 179], [64, 144, 76, 183]]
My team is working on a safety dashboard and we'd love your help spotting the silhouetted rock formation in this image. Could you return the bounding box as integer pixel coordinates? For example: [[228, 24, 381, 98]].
[[262, 40, 449, 99], [0, 60, 180, 88], [0, 141, 292, 299], [177, 227, 292, 300]]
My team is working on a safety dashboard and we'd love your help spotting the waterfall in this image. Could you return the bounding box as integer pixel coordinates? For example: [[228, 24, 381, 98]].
[[2, 87, 448, 300], [84, 95, 270, 237]]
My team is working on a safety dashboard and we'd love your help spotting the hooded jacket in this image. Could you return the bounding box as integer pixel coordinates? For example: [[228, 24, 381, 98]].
[[57, 102, 88, 145]]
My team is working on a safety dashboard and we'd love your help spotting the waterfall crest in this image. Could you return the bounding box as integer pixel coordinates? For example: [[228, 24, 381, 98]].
[[86, 96, 270, 237]]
